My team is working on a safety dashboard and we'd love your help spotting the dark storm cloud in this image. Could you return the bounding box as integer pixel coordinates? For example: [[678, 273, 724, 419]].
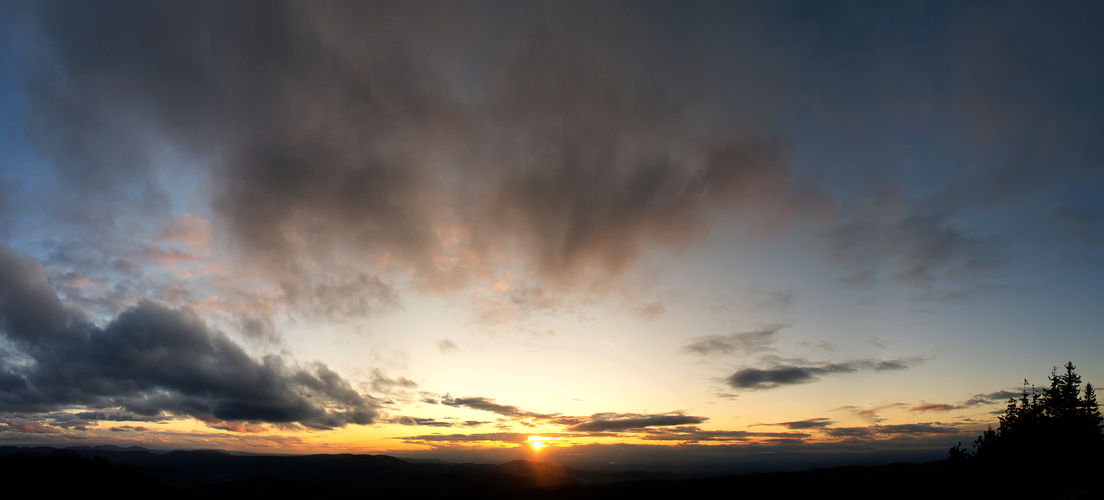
[[51, 419, 94, 431], [0, 244, 379, 430], [74, 411, 164, 423], [566, 413, 707, 432], [726, 358, 918, 391], [680, 325, 783, 356], [9, 0, 831, 297]]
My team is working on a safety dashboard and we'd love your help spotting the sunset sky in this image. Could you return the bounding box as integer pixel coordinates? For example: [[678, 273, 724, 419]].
[[0, 1, 1102, 468]]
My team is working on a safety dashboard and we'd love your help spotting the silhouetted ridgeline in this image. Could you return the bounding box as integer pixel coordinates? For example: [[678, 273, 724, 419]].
[[3, 445, 1103, 499]]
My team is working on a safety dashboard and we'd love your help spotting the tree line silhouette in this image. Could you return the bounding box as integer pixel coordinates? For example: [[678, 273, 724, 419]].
[[949, 362, 1103, 470]]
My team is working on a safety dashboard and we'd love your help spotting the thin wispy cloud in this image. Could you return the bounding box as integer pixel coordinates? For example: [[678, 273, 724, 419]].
[[566, 413, 708, 432], [681, 325, 784, 356]]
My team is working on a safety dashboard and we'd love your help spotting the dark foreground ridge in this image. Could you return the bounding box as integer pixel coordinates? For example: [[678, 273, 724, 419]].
[[2, 445, 1102, 499]]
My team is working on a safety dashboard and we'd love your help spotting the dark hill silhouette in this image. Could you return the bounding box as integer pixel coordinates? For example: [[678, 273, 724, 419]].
[[3, 445, 1102, 499], [0, 454, 173, 496]]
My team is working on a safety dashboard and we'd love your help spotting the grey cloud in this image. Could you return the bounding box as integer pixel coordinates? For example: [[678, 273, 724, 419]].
[[566, 413, 707, 432], [0, 243, 76, 344], [909, 403, 960, 413], [507, 286, 559, 314], [635, 302, 666, 321], [823, 427, 873, 438], [13, 1, 830, 296], [870, 359, 913, 371], [0, 244, 379, 430], [368, 368, 418, 394], [872, 423, 961, 435], [635, 426, 806, 442], [797, 341, 836, 352], [398, 432, 528, 444], [438, 395, 556, 420], [390, 416, 454, 428], [680, 325, 783, 356], [480, 136, 827, 283], [283, 272, 401, 321], [964, 390, 1021, 406], [825, 422, 963, 438], [437, 339, 459, 353], [74, 411, 165, 423], [52, 419, 94, 430], [755, 290, 795, 314], [1038, 208, 1104, 259], [911, 282, 1029, 304], [856, 403, 909, 421], [0, 417, 61, 434], [728, 365, 823, 389], [202, 421, 266, 433], [821, 215, 1008, 291], [431, 395, 706, 433], [236, 315, 280, 345], [912, 390, 1024, 411], [726, 358, 919, 391], [764, 418, 835, 430], [389, 417, 488, 428], [7, 2, 1101, 308]]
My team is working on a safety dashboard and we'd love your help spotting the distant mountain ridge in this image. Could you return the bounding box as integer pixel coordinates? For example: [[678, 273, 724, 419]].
[[0, 445, 679, 497], [2, 445, 1100, 499]]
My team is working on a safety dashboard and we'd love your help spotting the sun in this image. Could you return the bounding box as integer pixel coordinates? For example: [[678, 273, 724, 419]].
[[527, 435, 551, 450]]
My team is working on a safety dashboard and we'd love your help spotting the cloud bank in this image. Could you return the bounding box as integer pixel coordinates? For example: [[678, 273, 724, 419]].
[[8, 0, 832, 302], [0, 244, 378, 430]]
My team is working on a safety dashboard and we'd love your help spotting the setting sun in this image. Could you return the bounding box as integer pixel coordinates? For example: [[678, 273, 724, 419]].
[[527, 436, 551, 451], [1, 4, 1102, 495]]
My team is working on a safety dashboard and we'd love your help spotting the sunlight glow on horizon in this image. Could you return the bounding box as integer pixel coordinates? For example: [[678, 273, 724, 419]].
[[0, 2, 1101, 467], [528, 436, 551, 451]]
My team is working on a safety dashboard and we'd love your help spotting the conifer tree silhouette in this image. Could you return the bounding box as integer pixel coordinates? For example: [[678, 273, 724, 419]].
[[965, 362, 1103, 467]]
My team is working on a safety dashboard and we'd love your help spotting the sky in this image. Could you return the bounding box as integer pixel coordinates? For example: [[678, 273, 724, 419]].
[[0, 1, 1102, 469]]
